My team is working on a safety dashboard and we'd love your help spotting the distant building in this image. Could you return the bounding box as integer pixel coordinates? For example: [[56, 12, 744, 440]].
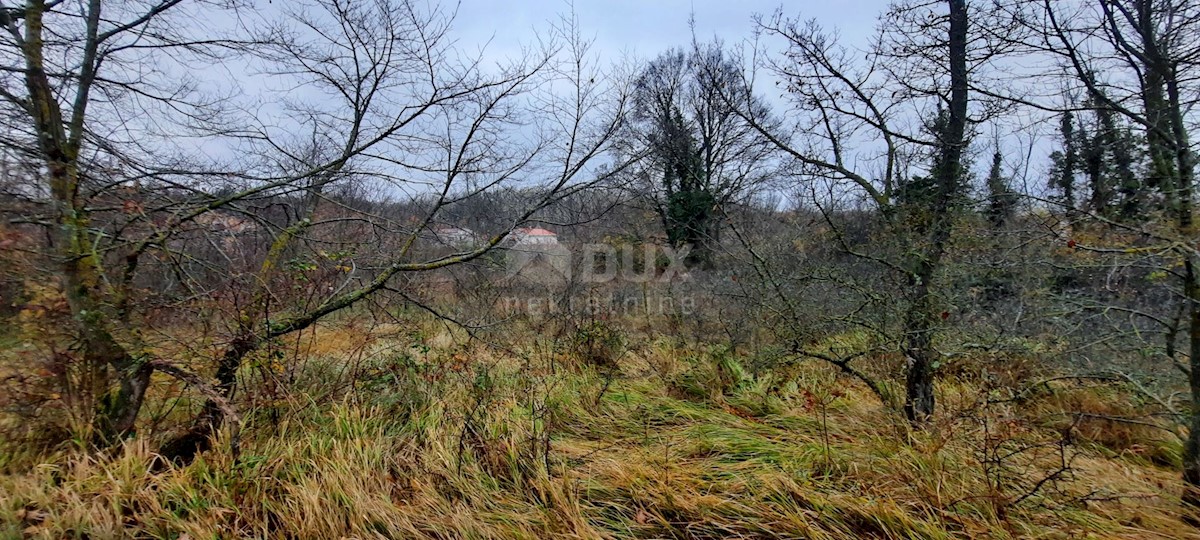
[[194, 212, 257, 236], [192, 212, 258, 254], [431, 226, 479, 249], [511, 227, 558, 246], [505, 227, 569, 286]]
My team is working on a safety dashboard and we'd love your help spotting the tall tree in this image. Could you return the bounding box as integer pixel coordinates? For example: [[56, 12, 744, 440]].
[[900, 0, 970, 421], [626, 42, 776, 267], [1077, 83, 1144, 218], [986, 149, 1018, 226], [1048, 111, 1081, 212], [733, 0, 987, 423]]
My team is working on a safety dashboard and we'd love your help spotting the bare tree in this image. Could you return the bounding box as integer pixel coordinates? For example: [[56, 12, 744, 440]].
[[622, 40, 777, 267], [727, 0, 983, 423], [0, 0, 630, 457]]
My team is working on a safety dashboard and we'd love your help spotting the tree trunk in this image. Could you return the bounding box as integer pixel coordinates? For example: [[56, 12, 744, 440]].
[[903, 267, 938, 423], [159, 334, 258, 464], [1166, 39, 1200, 511], [19, 0, 151, 445], [1183, 260, 1200, 507], [1137, 0, 1178, 203], [92, 347, 152, 443], [51, 160, 150, 444], [902, 0, 968, 425]]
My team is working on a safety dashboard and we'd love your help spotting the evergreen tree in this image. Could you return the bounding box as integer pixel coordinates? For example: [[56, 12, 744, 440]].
[[1080, 85, 1144, 219], [985, 150, 1017, 226], [1080, 116, 1110, 215], [1094, 101, 1143, 220], [657, 105, 716, 253], [897, 108, 966, 212], [1048, 111, 1079, 212]]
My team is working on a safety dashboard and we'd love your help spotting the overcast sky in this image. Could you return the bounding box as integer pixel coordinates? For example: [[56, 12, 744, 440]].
[[445, 1, 1049, 196], [196, 0, 1048, 196], [451, 0, 887, 64]]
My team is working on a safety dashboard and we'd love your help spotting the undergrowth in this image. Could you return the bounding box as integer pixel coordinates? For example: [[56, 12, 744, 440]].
[[0, 327, 1194, 539]]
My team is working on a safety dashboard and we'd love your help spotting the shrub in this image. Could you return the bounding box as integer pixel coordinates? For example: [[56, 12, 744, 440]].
[[567, 319, 626, 371]]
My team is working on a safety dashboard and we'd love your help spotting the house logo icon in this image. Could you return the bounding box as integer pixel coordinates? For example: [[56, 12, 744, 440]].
[[506, 242, 572, 282], [502, 227, 693, 285], [504, 227, 572, 283]]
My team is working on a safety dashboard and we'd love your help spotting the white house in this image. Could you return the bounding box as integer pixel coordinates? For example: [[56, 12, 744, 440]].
[[511, 227, 558, 246]]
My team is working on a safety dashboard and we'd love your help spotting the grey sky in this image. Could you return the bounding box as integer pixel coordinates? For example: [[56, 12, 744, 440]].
[[441, 1, 1051, 200], [451, 1, 887, 64]]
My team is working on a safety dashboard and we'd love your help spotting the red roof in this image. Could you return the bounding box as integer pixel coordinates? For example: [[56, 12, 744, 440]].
[[517, 227, 556, 236]]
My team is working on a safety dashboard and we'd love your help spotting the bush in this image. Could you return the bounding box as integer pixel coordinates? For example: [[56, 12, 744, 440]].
[[567, 319, 626, 371]]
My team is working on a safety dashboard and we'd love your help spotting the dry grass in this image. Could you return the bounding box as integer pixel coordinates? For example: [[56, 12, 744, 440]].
[[1, 323, 1198, 539]]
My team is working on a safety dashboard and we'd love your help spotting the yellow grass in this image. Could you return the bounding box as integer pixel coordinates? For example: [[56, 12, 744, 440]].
[[1, 320, 1197, 539]]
